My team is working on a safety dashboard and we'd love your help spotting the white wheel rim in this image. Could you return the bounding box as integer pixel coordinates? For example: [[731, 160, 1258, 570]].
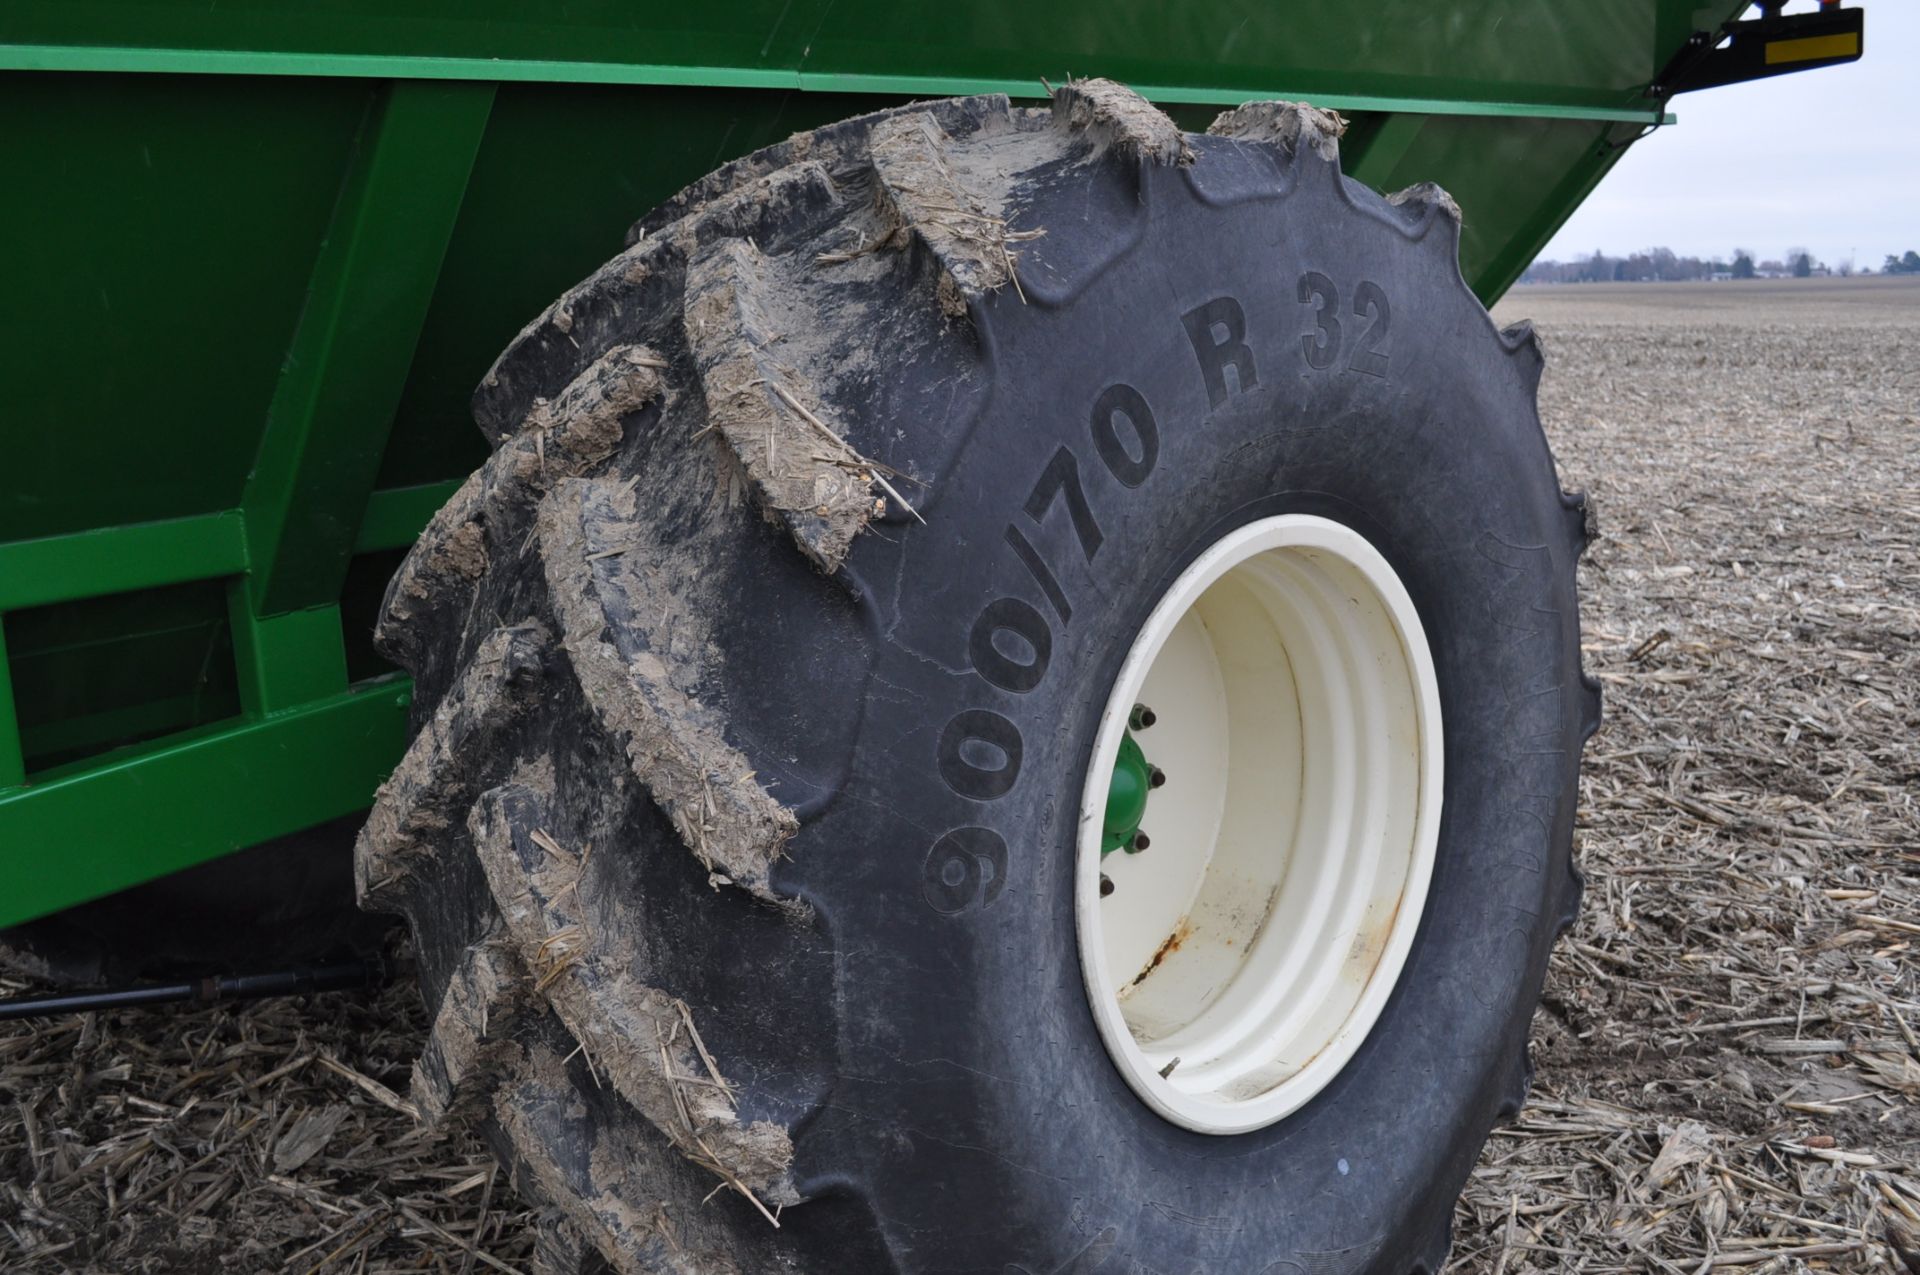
[[1075, 515, 1442, 1135]]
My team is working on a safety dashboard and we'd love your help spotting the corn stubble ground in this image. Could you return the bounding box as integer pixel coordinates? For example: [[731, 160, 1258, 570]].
[[2, 277, 1916, 1272]]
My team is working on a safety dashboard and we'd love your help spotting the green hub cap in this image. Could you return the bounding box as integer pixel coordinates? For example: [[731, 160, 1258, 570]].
[[1102, 730, 1154, 856]]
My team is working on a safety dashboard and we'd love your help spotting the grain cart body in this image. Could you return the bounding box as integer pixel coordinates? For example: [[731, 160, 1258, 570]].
[[0, 2, 1859, 925]]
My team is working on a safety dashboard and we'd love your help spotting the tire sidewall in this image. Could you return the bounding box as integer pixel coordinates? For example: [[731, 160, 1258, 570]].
[[792, 154, 1581, 1272]]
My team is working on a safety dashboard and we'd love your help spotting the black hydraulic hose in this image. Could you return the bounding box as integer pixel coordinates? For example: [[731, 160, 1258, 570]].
[[0, 956, 396, 1022]]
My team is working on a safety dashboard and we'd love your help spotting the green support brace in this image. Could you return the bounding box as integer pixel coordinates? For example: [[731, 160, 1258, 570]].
[[354, 479, 464, 555], [238, 78, 494, 622], [0, 681, 411, 928], [0, 511, 249, 612], [227, 594, 352, 716]]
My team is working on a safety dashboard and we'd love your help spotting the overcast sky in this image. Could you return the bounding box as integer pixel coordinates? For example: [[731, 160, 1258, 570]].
[[1539, 2, 1915, 270]]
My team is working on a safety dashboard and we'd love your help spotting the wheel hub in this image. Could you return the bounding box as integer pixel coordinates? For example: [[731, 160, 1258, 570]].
[[1100, 721, 1162, 858], [1076, 515, 1443, 1135]]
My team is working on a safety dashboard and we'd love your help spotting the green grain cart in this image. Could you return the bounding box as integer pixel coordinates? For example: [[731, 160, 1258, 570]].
[[0, 4, 1862, 1269]]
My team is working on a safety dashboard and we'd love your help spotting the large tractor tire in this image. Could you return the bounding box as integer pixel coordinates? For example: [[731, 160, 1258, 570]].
[[358, 83, 1596, 1274]]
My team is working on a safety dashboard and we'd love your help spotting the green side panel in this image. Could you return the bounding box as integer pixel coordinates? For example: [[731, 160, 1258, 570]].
[[0, 0, 1725, 114], [0, 72, 367, 545], [800, 3, 1668, 107], [0, 682, 409, 928], [1347, 113, 1636, 299], [0, 0, 830, 76]]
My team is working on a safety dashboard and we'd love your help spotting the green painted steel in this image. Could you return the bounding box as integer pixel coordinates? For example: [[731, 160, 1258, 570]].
[[0, 1, 1705, 111], [229, 602, 350, 716], [0, 512, 248, 612], [0, 74, 369, 546], [239, 79, 494, 620], [0, 45, 1668, 124], [0, 682, 410, 929], [0, 0, 1798, 924], [0, 626, 22, 790], [353, 481, 466, 554], [1101, 732, 1153, 857]]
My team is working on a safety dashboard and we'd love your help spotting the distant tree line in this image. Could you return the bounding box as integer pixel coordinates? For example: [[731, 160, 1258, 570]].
[[1522, 248, 1725, 284], [1521, 246, 1920, 283]]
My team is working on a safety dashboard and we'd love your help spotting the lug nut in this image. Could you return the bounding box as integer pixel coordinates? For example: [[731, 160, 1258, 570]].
[[1130, 703, 1157, 730], [1129, 831, 1150, 853], [1148, 766, 1166, 789], [1099, 873, 1115, 898]]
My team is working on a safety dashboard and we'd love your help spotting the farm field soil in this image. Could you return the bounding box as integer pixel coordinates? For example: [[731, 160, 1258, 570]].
[[2, 277, 1916, 1272], [1467, 275, 1920, 1270]]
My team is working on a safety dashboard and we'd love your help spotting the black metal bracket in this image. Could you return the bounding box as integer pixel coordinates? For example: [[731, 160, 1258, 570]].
[[1651, 3, 1864, 99]]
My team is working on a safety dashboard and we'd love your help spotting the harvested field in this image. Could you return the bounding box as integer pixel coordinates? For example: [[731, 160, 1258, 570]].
[[1465, 276, 1920, 1271], [3, 276, 1916, 1272]]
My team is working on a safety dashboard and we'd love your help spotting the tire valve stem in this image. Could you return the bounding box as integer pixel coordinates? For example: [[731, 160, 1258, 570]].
[[1099, 873, 1115, 898], [1129, 703, 1157, 731], [1148, 765, 1166, 789]]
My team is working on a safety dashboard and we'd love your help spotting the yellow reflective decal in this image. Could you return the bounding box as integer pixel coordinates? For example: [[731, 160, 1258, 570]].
[[1765, 33, 1861, 65]]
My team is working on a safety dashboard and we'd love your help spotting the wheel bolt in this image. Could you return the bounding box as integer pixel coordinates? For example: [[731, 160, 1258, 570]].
[[1099, 873, 1115, 898], [1148, 766, 1166, 789], [1130, 703, 1157, 730]]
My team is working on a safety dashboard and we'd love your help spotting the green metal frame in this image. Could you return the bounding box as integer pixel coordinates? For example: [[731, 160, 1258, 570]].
[[0, 65, 500, 924], [1, 682, 409, 927], [2, 44, 1665, 125], [0, 0, 1787, 927]]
